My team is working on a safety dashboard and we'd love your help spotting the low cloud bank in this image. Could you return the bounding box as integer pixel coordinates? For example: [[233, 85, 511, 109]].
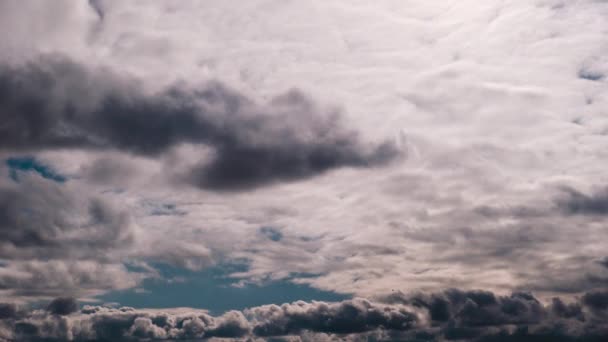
[[1, 289, 607, 341]]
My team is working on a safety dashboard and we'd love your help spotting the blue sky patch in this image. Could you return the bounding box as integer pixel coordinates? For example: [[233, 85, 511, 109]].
[[6, 156, 67, 183], [97, 263, 349, 314]]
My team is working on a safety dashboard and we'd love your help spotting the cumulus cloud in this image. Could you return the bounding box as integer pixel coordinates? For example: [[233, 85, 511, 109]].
[[381, 289, 608, 341], [0, 55, 399, 191], [247, 298, 420, 336], [386, 289, 546, 327], [1, 290, 608, 341]]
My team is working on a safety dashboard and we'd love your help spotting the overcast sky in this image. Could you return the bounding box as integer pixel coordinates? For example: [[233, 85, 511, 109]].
[[0, 1, 608, 341]]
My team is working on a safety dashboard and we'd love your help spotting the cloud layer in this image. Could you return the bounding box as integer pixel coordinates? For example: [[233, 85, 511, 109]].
[[1, 290, 608, 341], [0, 1, 607, 340]]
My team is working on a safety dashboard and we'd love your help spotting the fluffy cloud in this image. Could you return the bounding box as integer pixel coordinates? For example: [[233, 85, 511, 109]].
[[247, 298, 420, 336], [1, 290, 608, 341]]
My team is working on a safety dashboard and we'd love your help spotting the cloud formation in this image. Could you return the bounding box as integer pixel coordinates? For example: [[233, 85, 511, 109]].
[[0, 55, 398, 191], [0, 167, 207, 299], [557, 187, 608, 216], [247, 298, 419, 336], [0, 2, 607, 339], [1, 289, 608, 341], [0, 171, 134, 261]]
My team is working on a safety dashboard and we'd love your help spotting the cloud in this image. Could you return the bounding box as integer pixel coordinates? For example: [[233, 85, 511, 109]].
[[0, 260, 142, 299], [0, 171, 135, 261], [0, 166, 217, 299], [1, 289, 608, 341], [46, 297, 78, 316], [1, 0, 608, 332], [557, 187, 608, 216], [387, 289, 545, 327], [581, 290, 608, 314], [382, 289, 608, 341], [247, 298, 420, 336], [0, 55, 399, 191], [87, 0, 105, 22], [0, 303, 17, 320], [0, 297, 420, 341], [78, 155, 137, 186], [5, 303, 251, 341], [259, 226, 283, 242]]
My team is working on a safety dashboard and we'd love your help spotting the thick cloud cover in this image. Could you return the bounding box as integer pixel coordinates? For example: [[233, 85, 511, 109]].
[[0, 1, 608, 340], [1, 290, 608, 341], [0, 55, 398, 191]]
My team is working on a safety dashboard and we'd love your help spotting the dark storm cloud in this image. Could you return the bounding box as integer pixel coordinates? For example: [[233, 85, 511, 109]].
[[0, 55, 400, 191], [1, 290, 608, 341]]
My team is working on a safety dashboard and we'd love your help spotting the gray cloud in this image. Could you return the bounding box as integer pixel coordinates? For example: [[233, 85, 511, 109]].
[[79, 156, 137, 186], [0, 167, 215, 299], [0, 260, 142, 299], [247, 298, 420, 336], [87, 0, 105, 22], [46, 297, 78, 316], [1, 289, 608, 341], [0, 172, 135, 261], [556, 187, 608, 216], [382, 288, 608, 341], [387, 289, 545, 327], [0, 55, 399, 191], [6, 303, 251, 341], [581, 290, 608, 314], [0, 303, 17, 320]]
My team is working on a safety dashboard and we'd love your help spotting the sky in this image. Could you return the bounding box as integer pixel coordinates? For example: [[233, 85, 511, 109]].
[[0, 0, 608, 341]]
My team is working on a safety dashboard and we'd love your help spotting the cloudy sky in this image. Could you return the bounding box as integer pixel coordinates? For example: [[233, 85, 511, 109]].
[[0, 0, 608, 341]]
